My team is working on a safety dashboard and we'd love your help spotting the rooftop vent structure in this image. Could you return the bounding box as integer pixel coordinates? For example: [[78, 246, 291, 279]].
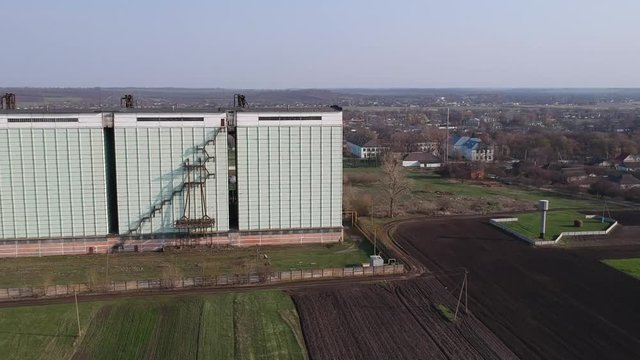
[[1, 93, 16, 110], [120, 94, 134, 109]]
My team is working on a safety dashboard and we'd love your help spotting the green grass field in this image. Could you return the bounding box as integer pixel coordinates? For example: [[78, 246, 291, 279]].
[[408, 173, 599, 209], [0, 291, 306, 360], [503, 210, 611, 240], [603, 258, 640, 280], [0, 241, 372, 288], [345, 167, 601, 210]]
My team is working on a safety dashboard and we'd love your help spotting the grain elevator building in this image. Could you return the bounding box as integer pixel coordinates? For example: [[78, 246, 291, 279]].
[[0, 106, 343, 256]]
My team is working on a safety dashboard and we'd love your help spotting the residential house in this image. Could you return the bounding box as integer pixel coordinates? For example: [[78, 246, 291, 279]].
[[402, 152, 442, 168], [561, 166, 588, 184], [451, 136, 494, 162], [614, 153, 640, 171], [573, 174, 601, 190], [617, 174, 640, 189], [345, 134, 389, 159], [595, 160, 614, 168]]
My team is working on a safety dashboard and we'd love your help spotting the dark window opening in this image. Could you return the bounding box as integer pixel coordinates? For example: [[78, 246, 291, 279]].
[[136, 117, 204, 122], [8, 118, 79, 123], [258, 116, 322, 121]]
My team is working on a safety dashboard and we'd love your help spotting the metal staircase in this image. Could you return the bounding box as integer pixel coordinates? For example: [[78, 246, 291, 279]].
[[126, 128, 223, 235]]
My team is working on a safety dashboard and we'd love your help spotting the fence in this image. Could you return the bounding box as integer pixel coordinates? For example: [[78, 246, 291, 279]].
[[349, 213, 397, 261], [0, 230, 344, 258], [489, 218, 535, 245], [489, 216, 618, 246], [0, 264, 405, 301]]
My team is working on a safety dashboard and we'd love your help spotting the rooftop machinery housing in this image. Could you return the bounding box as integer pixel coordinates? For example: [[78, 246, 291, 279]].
[[0, 107, 343, 257]]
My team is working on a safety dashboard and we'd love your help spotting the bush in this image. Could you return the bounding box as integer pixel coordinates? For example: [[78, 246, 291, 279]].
[[435, 304, 455, 322], [435, 197, 453, 212], [352, 197, 373, 216], [574, 219, 583, 228], [624, 187, 640, 202], [406, 201, 435, 215], [437, 163, 472, 180], [562, 183, 581, 194], [345, 172, 379, 185], [588, 180, 622, 198]]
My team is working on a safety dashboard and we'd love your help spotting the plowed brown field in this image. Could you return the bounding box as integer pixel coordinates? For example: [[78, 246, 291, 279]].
[[395, 216, 640, 359], [293, 278, 518, 360], [294, 211, 640, 360]]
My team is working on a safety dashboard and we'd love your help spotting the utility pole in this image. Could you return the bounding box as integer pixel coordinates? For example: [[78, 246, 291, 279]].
[[454, 270, 469, 321], [373, 227, 377, 256], [464, 270, 469, 314], [445, 107, 450, 164], [105, 248, 109, 287], [74, 290, 81, 337], [256, 247, 259, 273], [370, 202, 374, 232], [370, 203, 377, 255]]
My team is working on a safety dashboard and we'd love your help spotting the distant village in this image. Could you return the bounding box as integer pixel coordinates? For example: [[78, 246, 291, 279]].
[[343, 105, 640, 202]]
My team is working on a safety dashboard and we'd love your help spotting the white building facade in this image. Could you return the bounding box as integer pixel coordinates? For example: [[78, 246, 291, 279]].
[[452, 136, 494, 162], [0, 112, 109, 240], [113, 112, 229, 236], [235, 111, 342, 232], [0, 107, 343, 255], [345, 139, 388, 159]]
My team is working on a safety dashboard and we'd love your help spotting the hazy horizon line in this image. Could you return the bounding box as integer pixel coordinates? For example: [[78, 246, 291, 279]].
[[2, 86, 640, 91]]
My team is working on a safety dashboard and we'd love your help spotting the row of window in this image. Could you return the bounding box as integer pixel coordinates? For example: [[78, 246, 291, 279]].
[[136, 117, 204, 122], [258, 116, 322, 121], [8, 118, 79, 123]]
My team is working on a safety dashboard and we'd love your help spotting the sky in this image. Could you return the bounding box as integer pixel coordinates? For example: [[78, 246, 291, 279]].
[[1, 0, 639, 88]]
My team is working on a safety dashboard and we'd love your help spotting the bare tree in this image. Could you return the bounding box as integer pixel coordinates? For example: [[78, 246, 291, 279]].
[[422, 127, 447, 158], [380, 153, 411, 218], [391, 132, 423, 154]]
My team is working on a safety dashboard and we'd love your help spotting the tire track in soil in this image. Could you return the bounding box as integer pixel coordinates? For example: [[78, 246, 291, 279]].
[[293, 285, 448, 360], [292, 280, 517, 360], [394, 216, 640, 360], [395, 279, 517, 360]]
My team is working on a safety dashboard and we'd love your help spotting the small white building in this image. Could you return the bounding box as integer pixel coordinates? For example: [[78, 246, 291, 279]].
[[402, 152, 442, 168], [369, 255, 384, 267]]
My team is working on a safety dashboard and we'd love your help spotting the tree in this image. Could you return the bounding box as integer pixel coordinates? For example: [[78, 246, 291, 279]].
[[422, 127, 447, 158], [380, 153, 411, 218], [589, 180, 621, 198], [436, 163, 470, 181], [390, 132, 412, 153]]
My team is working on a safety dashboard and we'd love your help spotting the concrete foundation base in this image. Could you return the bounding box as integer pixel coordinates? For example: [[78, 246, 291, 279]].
[[0, 230, 343, 258]]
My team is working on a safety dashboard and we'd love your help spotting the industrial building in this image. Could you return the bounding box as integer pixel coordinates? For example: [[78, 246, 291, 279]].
[[234, 111, 342, 245], [0, 104, 342, 257], [112, 111, 229, 236], [0, 112, 109, 240]]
